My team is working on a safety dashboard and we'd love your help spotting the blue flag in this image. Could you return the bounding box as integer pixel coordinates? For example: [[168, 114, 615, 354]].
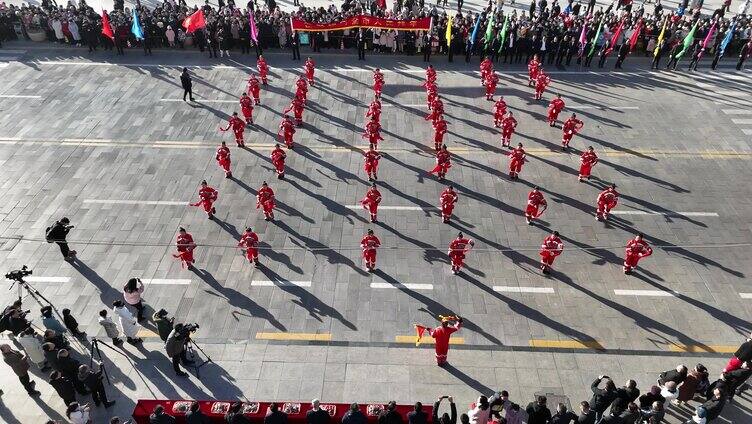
[[719, 22, 736, 57], [470, 14, 481, 47], [131, 10, 144, 40]]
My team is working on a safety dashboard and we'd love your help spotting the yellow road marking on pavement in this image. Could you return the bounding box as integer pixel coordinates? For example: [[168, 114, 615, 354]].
[[529, 339, 605, 350], [1, 137, 752, 159], [668, 344, 737, 353], [136, 328, 159, 338], [255, 332, 332, 341], [395, 336, 466, 345]]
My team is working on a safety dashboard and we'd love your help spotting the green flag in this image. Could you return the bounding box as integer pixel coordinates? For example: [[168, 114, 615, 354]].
[[674, 20, 699, 60], [588, 19, 604, 57], [498, 16, 509, 53], [484, 14, 495, 46]]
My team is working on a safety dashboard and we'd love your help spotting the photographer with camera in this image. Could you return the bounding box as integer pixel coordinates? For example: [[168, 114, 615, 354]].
[[152, 309, 174, 342], [165, 323, 197, 377], [45, 217, 76, 261]]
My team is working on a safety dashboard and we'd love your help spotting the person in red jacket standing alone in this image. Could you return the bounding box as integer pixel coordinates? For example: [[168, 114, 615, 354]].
[[623, 233, 652, 274], [360, 229, 381, 272]]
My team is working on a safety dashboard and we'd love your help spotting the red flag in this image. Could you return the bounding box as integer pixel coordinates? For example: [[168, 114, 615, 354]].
[[183, 9, 206, 34], [628, 19, 643, 53], [101, 10, 114, 40], [414, 325, 429, 346], [605, 19, 625, 56]]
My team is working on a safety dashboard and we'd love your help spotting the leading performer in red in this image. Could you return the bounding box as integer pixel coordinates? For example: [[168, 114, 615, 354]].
[[623, 233, 652, 274], [420, 316, 463, 366], [257, 55, 269, 85], [174, 227, 196, 269], [304, 57, 315, 85]]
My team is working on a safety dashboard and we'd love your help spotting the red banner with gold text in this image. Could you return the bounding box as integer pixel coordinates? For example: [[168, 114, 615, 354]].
[[291, 15, 432, 32]]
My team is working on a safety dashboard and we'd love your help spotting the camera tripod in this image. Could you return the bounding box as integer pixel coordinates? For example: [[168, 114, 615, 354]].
[[89, 337, 132, 386], [185, 338, 213, 379]]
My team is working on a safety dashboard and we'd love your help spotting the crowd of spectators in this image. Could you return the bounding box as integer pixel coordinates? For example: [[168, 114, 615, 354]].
[[0, 0, 750, 61]]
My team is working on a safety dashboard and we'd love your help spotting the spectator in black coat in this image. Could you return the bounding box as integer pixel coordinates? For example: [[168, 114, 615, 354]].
[[186, 401, 210, 424], [342, 403, 367, 424], [551, 402, 577, 424], [378, 401, 403, 424], [150, 404, 177, 424], [265, 403, 289, 424], [307, 399, 330, 424], [49, 370, 77, 406], [525, 395, 552, 424], [610, 379, 639, 415], [590, 376, 618, 422], [658, 365, 688, 386], [181, 68, 195, 102], [577, 401, 596, 424], [226, 402, 252, 423], [408, 402, 427, 424]]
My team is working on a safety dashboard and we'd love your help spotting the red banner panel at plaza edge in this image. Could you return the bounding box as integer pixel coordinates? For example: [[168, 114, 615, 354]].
[[133, 400, 434, 424], [290, 16, 432, 32]]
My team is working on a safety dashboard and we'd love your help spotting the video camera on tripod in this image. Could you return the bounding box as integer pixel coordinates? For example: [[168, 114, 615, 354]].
[[5, 265, 32, 281]]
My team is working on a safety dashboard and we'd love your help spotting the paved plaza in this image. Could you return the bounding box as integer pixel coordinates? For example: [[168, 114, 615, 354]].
[[0, 38, 751, 423]]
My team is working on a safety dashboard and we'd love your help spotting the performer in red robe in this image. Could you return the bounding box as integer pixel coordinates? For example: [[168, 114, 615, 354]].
[[256, 181, 276, 221], [304, 57, 315, 85], [561, 113, 584, 150], [596, 184, 619, 221], [579, 146, 598, 181], [247, 74, 261, 104], [448, 233, 474, 274], [534, 70, 551, 100], [500, 112, 518, 148], [508, 143, 526, 180], [433, 117, 447, 150], [539, 231, 564, 274], [173, 227, 196, 269], [525, 186, 547, 225], [278, 115, 296, 149], [215, 141, 232, 178], [271, 144, 287, 179], [363, 119, 384, 148], [284, 97, 305, 127], [484, 71, 499, 101], [240, 93, 254, 125], [493, 97, 507, 128], [623, 233, 652, 274], [360, 229, 381, 272], [480, 56, 493, 85], [257, 55, 269, 85], [190, 180, 218, 219], [547, 94, 565, 127], [440, 185, 458, 223], [219, 112, 246, 147], [295, 75, 308, 104], [361, 183, 382, 223], [363, 145, 382, 181], [237, 227, 260, 267], [528, 55, 541, 86], [428, 145, 451, 180], [373, 69, 384, 97]]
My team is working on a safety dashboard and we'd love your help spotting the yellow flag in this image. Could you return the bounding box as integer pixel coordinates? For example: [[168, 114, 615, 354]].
[[654, 17, 667, 58], [446, 16, 453, 46]]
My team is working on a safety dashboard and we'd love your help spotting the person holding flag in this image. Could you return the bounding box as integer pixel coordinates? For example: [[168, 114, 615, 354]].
[[483, 13, 495, 61], [101, 10, 115, 48], [497, 16, 510, 62], [249, 12, 262, 58], [131, 9, 149, 55], [712, 21, 736, 70], [468, 13, 481, 63], [446, 15, 454, 62], [667, 20, 699, 70], [585, 19, 604, 68], [652, 17, 669, 69], [414, 315, 463, 366]]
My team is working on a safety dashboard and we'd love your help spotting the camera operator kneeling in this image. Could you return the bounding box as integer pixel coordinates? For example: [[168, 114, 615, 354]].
[[165, 323, 197, 377]]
